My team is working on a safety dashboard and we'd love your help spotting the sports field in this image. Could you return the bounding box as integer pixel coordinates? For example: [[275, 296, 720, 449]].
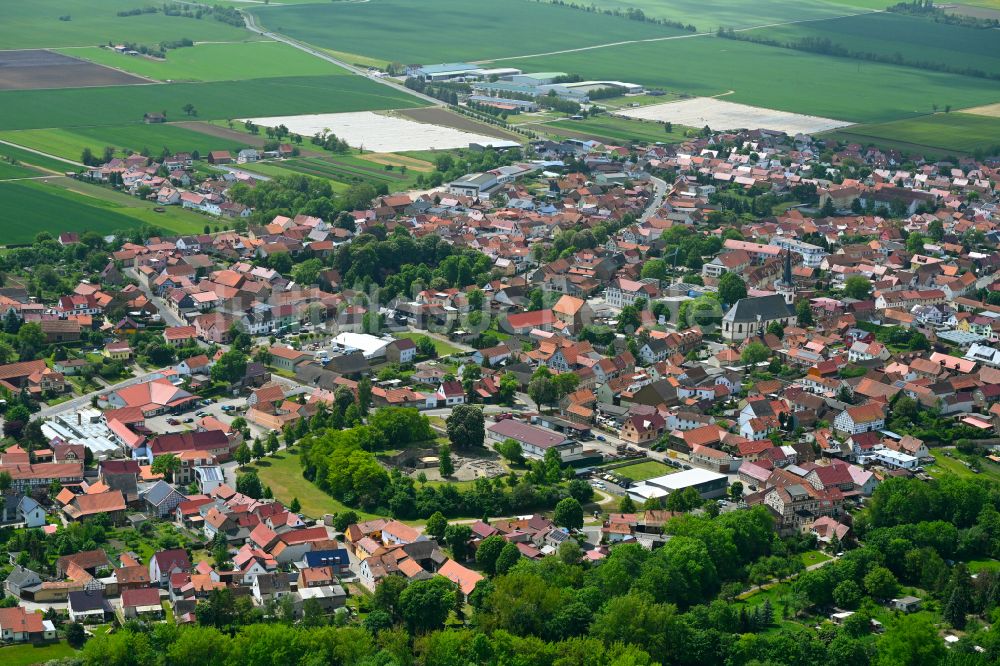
[[250, 0, 686, 63], [0, 75, 425, 131], [0, 0, 249, 49], [489, 37, 1000, 123], [743, 11, 1000, 78], [612, 460, 675, 482], [825, 113, 1000, 155], [61, 41, 345, 83], [0, 124, 255, 162]]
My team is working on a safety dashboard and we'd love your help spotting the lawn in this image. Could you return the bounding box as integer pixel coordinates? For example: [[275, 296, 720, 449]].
[[250, 0, 686, 63], [967, 558, 1000, 573], [611, 460, 675, 482], [824, 113, 1000, 155], [60, 41, 346, 83], [245, 451, 381, 522], [0, 0, 249, 49], [925, 452, 1000, 482], [0, 124, 252, 162], [0, 641, 78, 666], [0, 75, 426, 131], [485, 36, 1000, 124], [801, 550, 832, 567], [0, 177, 207, 245], [393, 332, 463, 357], [744, 11, 1000, 79], [542, 114, 692, 145]]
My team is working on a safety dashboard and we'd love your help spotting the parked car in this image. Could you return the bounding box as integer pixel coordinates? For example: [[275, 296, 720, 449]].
[[183, 418, 194, 424], [167, 418, 179, 426], [596, 435, 606, 442], [196, 411, 208, 417]]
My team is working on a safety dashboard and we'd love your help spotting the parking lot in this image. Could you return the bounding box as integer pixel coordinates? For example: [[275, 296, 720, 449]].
[[144, 395, 269, 440]]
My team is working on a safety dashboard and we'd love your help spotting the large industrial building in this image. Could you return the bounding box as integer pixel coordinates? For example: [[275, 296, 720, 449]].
[[627, 468, 729, 503]]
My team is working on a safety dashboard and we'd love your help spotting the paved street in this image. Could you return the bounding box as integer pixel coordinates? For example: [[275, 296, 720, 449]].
[[124, 268, 187, 328], [34, 370, 165, 420]]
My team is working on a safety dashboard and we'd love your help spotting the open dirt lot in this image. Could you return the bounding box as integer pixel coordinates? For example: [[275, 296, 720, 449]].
[[240, 111, 518, 152], [617, 97, 852, 135], [0, 49, 150, 90], [963, 102, 1000, 118]]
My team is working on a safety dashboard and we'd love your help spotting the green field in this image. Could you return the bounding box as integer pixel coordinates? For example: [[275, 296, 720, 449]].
[[60, 41, 346, 82], [0, 75, 424, 132], [744, 12, 1000, 78], [393, 332, 464, 357], [250, 0, 685, 63], [0, 178, 206, 244], [542, 114, 692, 145], [612, 460, 675, 482], [586, 0, 868, 30], [488, 36, 1000, 123], [0, 160, 43, 181], [0, 641, 78, 666], [0, 124, 254, 163], [0, 142, 81, 173], [924, 451, 1000, 482], [0, 0, 249, 49], [247, 451, 381, 522], [828, 113, 1000, 155]]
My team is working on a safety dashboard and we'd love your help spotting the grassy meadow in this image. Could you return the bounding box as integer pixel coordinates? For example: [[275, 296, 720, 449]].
[[60, 41, 346, 82], [250, 0, 686, 63]]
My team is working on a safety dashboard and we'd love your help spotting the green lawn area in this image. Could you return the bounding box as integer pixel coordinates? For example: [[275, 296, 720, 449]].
[[925, 452, 1000, 482], [0, 124, 252, 163], [61, 41, 347, 83], [484, 36, 1000, 124], [246, 451, 381, 522], [394, 332, 463, 357], [611, 460, 675, 482], [801, 550, 832, 567], [0, 75, 425, 131], [0, 0, 249, 49], [0, 641, 77, 666], [0, 177, 207, 245], [250, 0, 685, 64], [542, 114, 692, 145], [968, 559, 1000, 573], [824, 112, 1000, 156], [744, 12, 1000, 78]]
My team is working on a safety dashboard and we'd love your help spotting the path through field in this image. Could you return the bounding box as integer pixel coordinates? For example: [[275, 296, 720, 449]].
[[0, 139, 82, 166], [476, 9, 883, 63]]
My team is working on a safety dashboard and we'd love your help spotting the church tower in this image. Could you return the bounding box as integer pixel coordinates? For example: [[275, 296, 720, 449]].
[[776, 248, 795, 305]]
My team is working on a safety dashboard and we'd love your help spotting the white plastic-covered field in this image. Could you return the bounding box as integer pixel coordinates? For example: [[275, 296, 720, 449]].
[[617, 98, 851, 134], [240, 111, 509, 152]]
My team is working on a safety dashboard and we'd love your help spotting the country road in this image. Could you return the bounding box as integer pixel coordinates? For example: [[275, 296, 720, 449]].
[[240, 10, 443, 108]]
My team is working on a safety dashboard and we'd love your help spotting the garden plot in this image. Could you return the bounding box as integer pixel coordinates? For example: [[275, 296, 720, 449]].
[[240, 111, 514, 152], [617, 97, 851, 134]]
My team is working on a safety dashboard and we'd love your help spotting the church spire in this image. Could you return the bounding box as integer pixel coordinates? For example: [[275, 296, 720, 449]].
[[783, 248, 792, 286]]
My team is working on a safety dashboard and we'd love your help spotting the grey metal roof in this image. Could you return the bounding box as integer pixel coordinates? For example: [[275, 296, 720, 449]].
[[723, 294, 794, 323]]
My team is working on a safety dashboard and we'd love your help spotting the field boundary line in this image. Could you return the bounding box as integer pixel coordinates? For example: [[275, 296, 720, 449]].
[[0, 139, 83, 167]]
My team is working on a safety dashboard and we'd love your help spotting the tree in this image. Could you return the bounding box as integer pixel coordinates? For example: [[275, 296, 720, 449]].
[[558, 539, 582, 565], [665, 486, 704, 513], [476, 535, 506, 575], [766, 320, 784, 339], [527, 375, 557, 410], [446, 404, 485, 448], [233, 442, 251, 467], [741, 341, 770, 365], [942, 563, 972, 629], [235, 470, 263, 499], [718, 272, 748, 305], [438, 443, 454, 477], [729, 481, 744, 502], [266, 432, 280, 455], [554, 497, 583, 530], [211, 350, 248, 384], [289, 497, 301, 513], [373, 575, 407, 621], [151, 454, 180, 482], [445, 524, 472, 561], [333, 510, 358, 533], [182, 103, 197, 116], [399, 576, 456, 633], [795, 299, 814, 326], [833, 580, 863, 609], [291, 258, 323, 286], [843, 275, 872, 300], [498, 372, 518, 405], [251, 438, 266, 461], [495, 437, 524, 465], [494, 541, 521, 575], [619, 495, 637, 513], [425, 511, 448, 542], [65, 621, 86, 648], [863, 565, 898, 600], [876, 614, 946, 666]]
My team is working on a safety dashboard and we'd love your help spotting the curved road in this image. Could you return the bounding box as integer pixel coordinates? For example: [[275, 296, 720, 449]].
[[641, 176, 668, 222], [240, 11, 444, 108]]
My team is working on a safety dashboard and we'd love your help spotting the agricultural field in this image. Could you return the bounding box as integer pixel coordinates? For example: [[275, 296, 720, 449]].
[[0, 75, 426, 131], [585, 0, 873, 30], [249, 0, 687, 64], [0, 49, 148, 90], [743, 11, 1000, 79], [0, 160, 44, 181], [61, 41, 345, 83], [0, 0, 249, 49], [268, 154, 425, 190], [0, 177, 206, 245], [540, 114, 692, 145], [618, 97, 851, 134], [488, 36, 1000, 123], [0, 142, 80, 172], [0, 124, 258, 163], [825, 113, 1000, 156], [240, 111, 514, 152]]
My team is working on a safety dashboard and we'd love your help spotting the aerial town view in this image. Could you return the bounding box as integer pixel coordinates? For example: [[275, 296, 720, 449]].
[[1, 0, 1000, 664]]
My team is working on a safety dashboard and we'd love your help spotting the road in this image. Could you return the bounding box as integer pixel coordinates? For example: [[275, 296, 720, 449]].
[[124, 268, 188, 328], [34, 371, 165, 420], [221, 165, 271, 181], [240, 11, 444, 107], [641, 176, 668, 223]]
